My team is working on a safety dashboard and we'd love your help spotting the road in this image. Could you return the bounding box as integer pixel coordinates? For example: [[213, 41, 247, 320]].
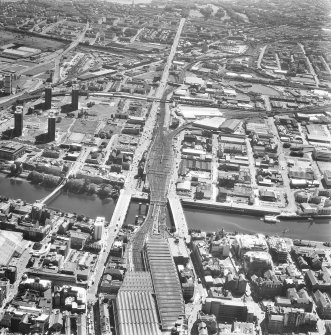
[[268, 117, 297, 212], [87, 189, 131, 302], [245, 137, 258, 188], [257, 45, 267, 69], [298, 43, 319, 87]]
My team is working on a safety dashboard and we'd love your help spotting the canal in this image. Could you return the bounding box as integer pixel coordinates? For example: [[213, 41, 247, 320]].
[[0, 174, 330, 241]]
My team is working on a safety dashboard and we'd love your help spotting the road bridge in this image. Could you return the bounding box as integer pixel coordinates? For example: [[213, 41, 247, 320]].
[[168, 196, 189, 239], [87, 189, 132, 302], [39, 179, 67, 205], [39, 148, 90, 204]]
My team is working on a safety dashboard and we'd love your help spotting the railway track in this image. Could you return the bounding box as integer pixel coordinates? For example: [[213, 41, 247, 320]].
[[130, 98, 175, 270]]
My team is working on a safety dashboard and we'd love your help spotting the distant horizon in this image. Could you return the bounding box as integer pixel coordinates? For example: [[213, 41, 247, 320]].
[[103, 0, 153, 3]]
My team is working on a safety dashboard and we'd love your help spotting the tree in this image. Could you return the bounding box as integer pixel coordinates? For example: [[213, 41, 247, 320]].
[[43, 175, 60, 187], [98, 185, 112, 199], [87, 183, 97, 194], [215, 8, 225, 18], [10, 164, 16, 175], [28, 171, 44, 184], [66, 178, 85, 193], [200, 5, 213, 19]]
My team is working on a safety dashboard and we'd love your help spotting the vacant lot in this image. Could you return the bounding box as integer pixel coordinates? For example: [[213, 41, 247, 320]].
[[68, 132, 85, 143], [71, 119, 99, 134]]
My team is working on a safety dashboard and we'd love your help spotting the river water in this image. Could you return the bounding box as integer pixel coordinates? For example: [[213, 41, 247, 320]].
[[0, 174, 330, 241], [184, 208, 331, 242], [0, 174, 115, 220]]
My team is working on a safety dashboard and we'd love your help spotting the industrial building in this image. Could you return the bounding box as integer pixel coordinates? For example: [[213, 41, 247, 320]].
[[313, 148, 331, 162]]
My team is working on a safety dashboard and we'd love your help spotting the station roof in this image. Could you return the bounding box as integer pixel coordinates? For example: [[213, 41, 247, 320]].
[[145, 236, 185, 330], [116, 291, 160, 335]]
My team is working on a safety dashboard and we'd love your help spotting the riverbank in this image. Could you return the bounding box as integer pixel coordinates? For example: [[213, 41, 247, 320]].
[[182, 199, 280, 215]]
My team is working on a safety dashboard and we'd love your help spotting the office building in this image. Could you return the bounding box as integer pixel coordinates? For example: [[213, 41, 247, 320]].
[[14, 105, 23, 137], [243, 251, 273, 277], [72, 84, 79, 110], [44, 83, 52, 110], [4, 74, 12, 95], [94, 217, 105, 240], [48, 112, 56, 141], [202, 297, 256, 323]]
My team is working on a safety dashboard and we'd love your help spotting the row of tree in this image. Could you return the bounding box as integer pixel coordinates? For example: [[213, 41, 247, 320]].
[[65, 178, 120, 199], [27, 171, 61, 188]]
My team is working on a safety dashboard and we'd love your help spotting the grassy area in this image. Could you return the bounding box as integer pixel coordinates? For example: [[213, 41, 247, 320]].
[[71, 119, 99, 134], [56, 118, 74, 132]]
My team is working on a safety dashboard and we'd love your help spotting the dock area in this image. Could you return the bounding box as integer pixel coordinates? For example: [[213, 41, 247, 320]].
[[182, 199, 281, 216]]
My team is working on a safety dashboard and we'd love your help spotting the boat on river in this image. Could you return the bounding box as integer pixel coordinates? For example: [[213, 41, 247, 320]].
[[263, 215, 280, 223]]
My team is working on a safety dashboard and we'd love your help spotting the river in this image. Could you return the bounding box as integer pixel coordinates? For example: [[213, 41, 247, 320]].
[[0, 174, 330, 241], [184, 208, 331, 242], [0, 174, 115, 220]]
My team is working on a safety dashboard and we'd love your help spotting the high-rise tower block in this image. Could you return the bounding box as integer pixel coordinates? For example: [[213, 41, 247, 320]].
[[4, 74, 12, 95], [44, 83, 52, 110], [48, 112, 56, 142], [71, 84, 79, 110], [14, 106, 23, 137]]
